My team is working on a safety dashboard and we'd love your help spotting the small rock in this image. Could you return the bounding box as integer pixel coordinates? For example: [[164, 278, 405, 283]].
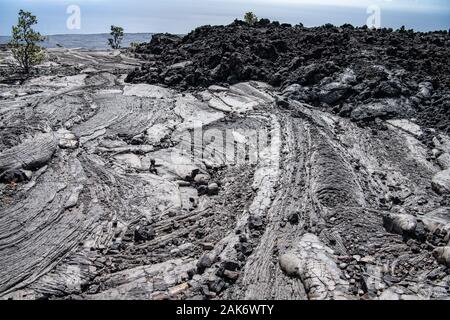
[[223, 270, 240, 281], [360, 256, 375, 264], [209, 278, 225, 293], [238, 242, 253, 256], [134, 225, 155, 242], [248, 216, 263, 230], [194, 174, 210, 185], [279, 253, 300, 276], [196, 254, 213, 273], [197, 185, 208, 195], [207, 183, 219, 195], [379, 289, 400, 300], [437, 153, 450, 170], [288, 212, 299, 225], [57, 129, 79, 149], [152, 293, 169, 300], [167, 209, 178, 217], [201, 242, 214, 250], [383, 213, 417, 236], [176, 180, 191, 187], [0, 169, 30, 184], [168, 283, 189, 297], [432, 169, 450, 194], [222, 260, 240, 271], [433, 246, 450, 267]]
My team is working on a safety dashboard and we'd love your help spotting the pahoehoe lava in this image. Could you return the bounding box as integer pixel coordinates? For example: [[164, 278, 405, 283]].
[[0, 21, 449, 300]]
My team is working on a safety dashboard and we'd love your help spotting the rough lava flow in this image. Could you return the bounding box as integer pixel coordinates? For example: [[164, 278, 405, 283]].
[[0, 21, 449, 300]]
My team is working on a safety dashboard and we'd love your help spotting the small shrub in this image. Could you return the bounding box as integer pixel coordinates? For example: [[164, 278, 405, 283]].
[[244, 12, 258, 25], [130, 41, 141, 49]]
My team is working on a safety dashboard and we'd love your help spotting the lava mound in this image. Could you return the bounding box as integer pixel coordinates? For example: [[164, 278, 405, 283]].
[[125, 20, 450, 134]]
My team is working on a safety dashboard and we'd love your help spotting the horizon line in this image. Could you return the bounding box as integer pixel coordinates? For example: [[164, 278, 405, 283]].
[[0, 22, 449, 37]]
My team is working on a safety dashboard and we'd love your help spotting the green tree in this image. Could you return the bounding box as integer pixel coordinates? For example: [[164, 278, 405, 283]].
[[244, 12, 258, 25], [129, 41, 141, 50], [108, 25, 124, 49], [9, 10, 45, 74]]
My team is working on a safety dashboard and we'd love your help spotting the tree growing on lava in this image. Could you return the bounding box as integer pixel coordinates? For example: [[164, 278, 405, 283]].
[[9, 10, 45, 74], [244, 12, 258, 25], [108, 25, 124, 49]]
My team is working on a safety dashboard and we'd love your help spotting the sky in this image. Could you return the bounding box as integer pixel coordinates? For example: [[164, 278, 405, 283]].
[[0, 0, 448, 35]]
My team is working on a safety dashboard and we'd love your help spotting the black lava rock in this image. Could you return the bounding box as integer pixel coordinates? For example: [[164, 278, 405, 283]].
[[126, 21, 450, 134], [0, 169, 29, 184], [248, 216, 263, 230]]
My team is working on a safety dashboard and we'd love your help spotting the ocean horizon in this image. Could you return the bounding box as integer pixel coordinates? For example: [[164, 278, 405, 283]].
[[0, 33, 153, 50]]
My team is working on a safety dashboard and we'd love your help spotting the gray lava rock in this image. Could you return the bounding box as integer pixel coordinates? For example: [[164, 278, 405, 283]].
[[248, 216, 263, 230], [288, 212, 299, 225], [223, 270, 240, 281], [350, 100, 402, 122], [209, 278, 226, 293], [318, 82, 352, 105], [194, 174, 210, 185], [437, 153, 450, 170], [196, 254, 213, 273], [134, 224, 156, 242], [433, 246, 450, 267], [279, 253, 300, 276], [383, 213, 417, 236], [432, 169, 450, 194], [222, 260, 240, 272], [0, 169, 29, 184], [207, 183, 219, 195]]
